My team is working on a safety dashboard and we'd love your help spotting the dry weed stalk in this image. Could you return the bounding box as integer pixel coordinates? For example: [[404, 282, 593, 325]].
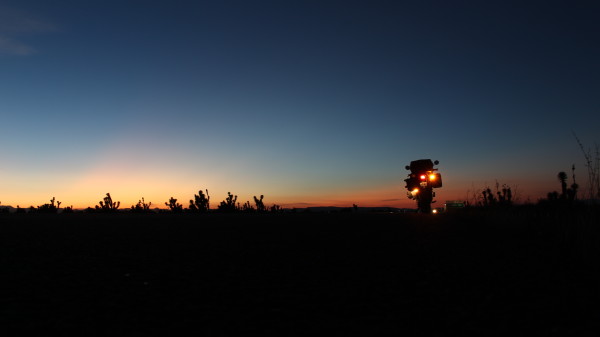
[[573, 132, 600, 201]]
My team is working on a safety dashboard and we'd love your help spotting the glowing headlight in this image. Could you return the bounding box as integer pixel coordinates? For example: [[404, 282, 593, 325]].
[[429, 174, 436, 180]]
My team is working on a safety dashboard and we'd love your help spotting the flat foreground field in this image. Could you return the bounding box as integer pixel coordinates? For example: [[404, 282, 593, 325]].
[[1, 212, 599, 336]]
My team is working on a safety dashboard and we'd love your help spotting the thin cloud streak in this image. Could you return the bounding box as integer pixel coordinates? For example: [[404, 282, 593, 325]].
[[0, 36, 35, 55], [0, 6, 57, 33], [0, 5, 57, 55]]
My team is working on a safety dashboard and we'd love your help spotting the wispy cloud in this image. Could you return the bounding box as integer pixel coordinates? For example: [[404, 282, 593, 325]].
[[0, 36, 35, 55], [0, 6, 57, 55]]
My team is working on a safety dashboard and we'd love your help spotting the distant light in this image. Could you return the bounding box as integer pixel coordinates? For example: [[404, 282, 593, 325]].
[[412, 188, 419, 193], [432, 209, 438, 214], [429, 174, 436, 180], [420, 175, 426, 180]]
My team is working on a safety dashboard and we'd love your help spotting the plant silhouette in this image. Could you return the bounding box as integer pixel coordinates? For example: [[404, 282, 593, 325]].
[[253, 195, 266, 212], [165, 197, 183, 212], [242, 200, 254, 212], [189, 189, 210, 213], [546, 168, 579, 204], [132, 198, 152, 212], [37, 197, 61, 214], [96, 193, 120, 211], [218, 192, 238, 213], [558, 172, 568, 199], [574, 132, 600, 200], [480, 182, 512, 207], [568, 165, 579, 201]]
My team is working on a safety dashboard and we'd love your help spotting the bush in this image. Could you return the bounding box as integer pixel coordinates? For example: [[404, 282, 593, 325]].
[[165, 197, 183, 212], [131, 198, 152, 213], [218, 192, 238, 213], [96, 193, 120, 212], [37, 197, 61, 214], [189, 189, 210, 213]]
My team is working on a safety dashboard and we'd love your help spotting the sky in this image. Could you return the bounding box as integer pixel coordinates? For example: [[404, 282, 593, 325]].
[[0, 0, 599, 209]]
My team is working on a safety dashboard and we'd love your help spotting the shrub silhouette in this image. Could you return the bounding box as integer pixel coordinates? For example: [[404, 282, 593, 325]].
[[568, 165, 579, 201], [96, 193, 120, 212], [165, 197, 183, 212], [546, 168, 579, 204], [498, 184, 512, 206], [558, 171, 569, 200], [132, 197, 152, 212], [481, 182, 512, 207], [189, 189, 210, 213], [482, 188, 495, 207], [547, 191, 560, 202], [253, 195, 266, 212], [242, 200, 254, 212], [218, 192, 238, 213], [574, 132, 600, 200], [37, 197, 61, 214]]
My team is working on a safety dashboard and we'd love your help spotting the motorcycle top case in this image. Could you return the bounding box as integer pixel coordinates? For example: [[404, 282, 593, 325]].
[[409, 159, 434, 173]]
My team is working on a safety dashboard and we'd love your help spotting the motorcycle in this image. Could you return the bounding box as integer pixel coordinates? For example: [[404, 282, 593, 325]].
[[404, 159, 442, 213]]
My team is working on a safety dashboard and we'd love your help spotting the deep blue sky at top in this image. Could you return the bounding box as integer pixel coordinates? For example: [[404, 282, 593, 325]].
[[1, 0, 599, 206]]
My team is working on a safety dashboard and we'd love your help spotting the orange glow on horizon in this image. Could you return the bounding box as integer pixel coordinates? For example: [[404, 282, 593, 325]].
[[0, 164, 551, 210], [0, 186, 549, 210]]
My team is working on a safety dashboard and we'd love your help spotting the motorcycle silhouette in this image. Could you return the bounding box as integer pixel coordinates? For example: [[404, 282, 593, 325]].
[[404, 159, 442, 213]]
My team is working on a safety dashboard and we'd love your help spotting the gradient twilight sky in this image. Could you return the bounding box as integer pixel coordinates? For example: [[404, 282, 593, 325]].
[[1, 0, 599, 209]]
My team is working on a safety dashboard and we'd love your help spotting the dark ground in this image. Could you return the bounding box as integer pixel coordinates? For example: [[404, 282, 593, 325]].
[[1, 211, 599, 336]]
